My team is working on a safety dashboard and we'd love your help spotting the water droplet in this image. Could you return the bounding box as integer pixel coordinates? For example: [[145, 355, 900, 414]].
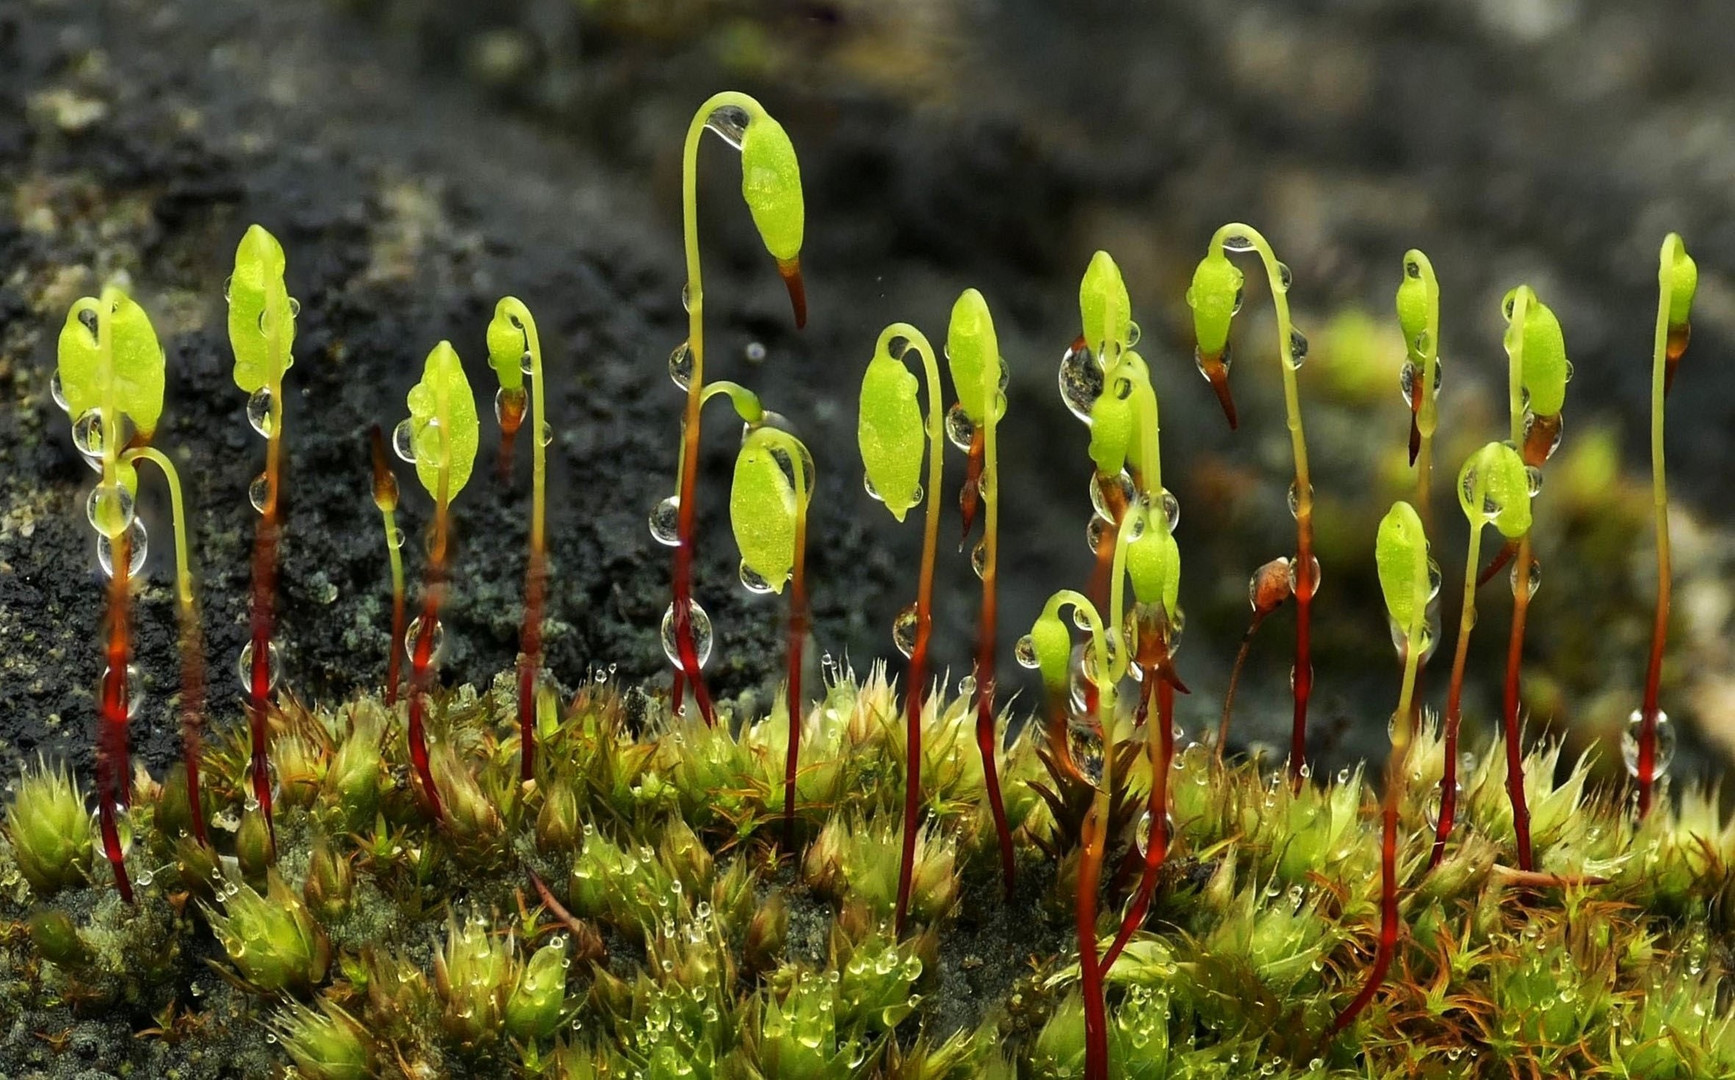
[[660, 600, 714, 670], [1058, 341, 1104, 422], [1230, 284, 1245, 315], [970, 539, 988, 580], [72, 409, 107, 457], [1523, 409, 1564, 461], [744, 341, 767, 363], [958, 674, 977, 697], [1399, 363, 1417, 408], [1287, 327, 1309, 369], [648, 496, 681, 547], [1221, 233, 1256, 253], [494, 385, 527, 429], [249, 473, 271, 514], [1090, 470, 1135, 523], [1275, 262, 1293, 292], [287, 297, 301, 319], [247, 386, 275, 437], [668, 342, 694, 391], [236, 640, 282, 693], [1014, 634, 1039, 669], [910, 483, 924, 505], [1622, 709, 1676, 778], [50, 371, 69, 412], [738, 561, 775, 595], [1423, 782, 1462, 830], [222, 275, 233, 303], [1525, 465, 1543, 497], [1085, 517, 1107, 554], [1158, 489, 1180, 533], [1510, 557, 1541, 599], [519, 349, 535, 376], [405, 615, 445, 663], [945, 402, 977, 450], [538, 421, 554, 447], [97, 519, 148, 578], [705, 105, 749, 149], [891, 603, 919, 659], [1287, 481, 1312, 520], [862, 473, 883, 502], [385, 526, 404, 550], [86, 482, 136, 537], [99, 662, 146, 718], [392, 419, 417, 464]]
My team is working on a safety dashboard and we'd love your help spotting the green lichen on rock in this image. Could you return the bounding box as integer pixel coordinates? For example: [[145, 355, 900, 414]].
[[2, 667, 1733, 1078]]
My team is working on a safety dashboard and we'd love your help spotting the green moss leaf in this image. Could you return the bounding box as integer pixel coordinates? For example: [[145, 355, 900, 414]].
[[740, 111, 803, 263], [1459, 441, 1532, 538], [1187, 252, 1242, 356], [1080, 250, 1130, 357], [406, 341, 480, 501], [945, 288, 1000, 424], [858, 344, 924, 523], [730, 428, 809, 594], [56, 289, 166, 437], [1375, 500, 1430, 636], [227, 224, 296, 394]]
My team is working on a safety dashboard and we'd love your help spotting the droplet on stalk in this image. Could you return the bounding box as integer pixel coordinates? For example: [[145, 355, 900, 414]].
[[660, 600, 714, 669]]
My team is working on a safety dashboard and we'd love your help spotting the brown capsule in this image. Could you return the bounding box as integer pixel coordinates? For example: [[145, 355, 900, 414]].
[[1249, 557, 1295, 616], [1665, 322, 1690, 394], [368, 425, 399, 513], [777, 256, 807, 329]]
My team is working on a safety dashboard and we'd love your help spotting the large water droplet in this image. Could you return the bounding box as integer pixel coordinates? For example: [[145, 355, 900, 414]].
[[1459, 467, 1501, 523], [405, 615, 445, 664], [1523, 409, 1563, 462], [1158, 489, 1180, 533], [1287, 481, 1312, 520], [1014, 634, 1040, 669], [538, 421, 554, 448], [1275, 262, 1293, 292], [1058, 341, 1103, 422], [1423, 781, 1462, 831], [247, 386, 275, 437], [50, 371, 69, 413], [862, 473, 883, 503], [1287, 328, 1309, 369], [738, 561, 775, 595], [1288, 554, 1322, 600], [1090, 470, 1135, 523], [99, 663, 146, 719], [249, 473, 271, 514], [660, 600, 714, 669], [519, 349, 535, 376], [97, 519, 148, 579], [1525, 465, 1543, 497], [945, 403, 977, 450], [1085, 517, 1107, 554], [668, 342, 694, 391], [392, 419, 417, 464], [1221, 233, 1256, 253], [236, 640, 282, 693], [892, 603, 919, 659], [1399, 363, 1417, 408], [705, 105, 749, 149], [1623, 709, 1676, 779], [495, 385, 527, 430], [86, 482, 136, 538], [72, 409, 107, 457], [648, 496, 681, 547], [1510, 557, 1541, 599], [970, 539, 988, 580]]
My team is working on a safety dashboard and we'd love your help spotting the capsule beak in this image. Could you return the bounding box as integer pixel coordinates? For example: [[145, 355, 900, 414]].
[[777, 257, 807, 330], [1202, 354, 1238, 431], [1665, 322, 1689, 395], [958, 429, 985, 548], [1408, 390, 1423, 466], [1476, 538, 1518, 588]]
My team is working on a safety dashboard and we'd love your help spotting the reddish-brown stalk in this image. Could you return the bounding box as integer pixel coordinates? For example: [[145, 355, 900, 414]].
[[97, 527, 134, 902], [369, 427, 406, 707], [670, 420, 717, 727], [407, 475, 451, 822], [1501, 535, 1536, 869], [782, 509, 809, 849], [893, 536, 938, 936], [1291, 520, 1317, 789], [1329, 756, 1402, 1033], [973, 410, 1015, 895], [245, 381, 284, 849], [1077, 798, 1110, 1080], [1102, 670, 1174, 973], [517, 549, 547, 783], [176, 607, 209, 848], [1218, 557, 1293, 762]]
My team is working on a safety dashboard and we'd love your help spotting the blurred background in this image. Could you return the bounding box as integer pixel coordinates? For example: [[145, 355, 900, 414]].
[[3, 0, 1734, 792]]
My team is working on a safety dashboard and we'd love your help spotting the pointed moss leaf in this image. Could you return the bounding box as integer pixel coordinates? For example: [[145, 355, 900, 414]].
[[1125, 520, 1181, 614], [1396, 252, 1431, 357], [1080, 250, 1130, 357], [1458, 442, 1531, 538], [486, 298, 530, 392], [1667, 235, 1697, 328], [740, 111, 803, 263], [1375, 501, 1430, 637], [946, 288, 999, 423], [1087, 386, 1133, 475], [730, 428, 806, 594], [1029, 609, 1074, 694], [56, 289, 166, 436], [858, 347, 924, 523], [1511, 291, 1569, 417], [406, 341, 480, 501], [227, 224, 295, 394], [1188, 252, 1242, 356]]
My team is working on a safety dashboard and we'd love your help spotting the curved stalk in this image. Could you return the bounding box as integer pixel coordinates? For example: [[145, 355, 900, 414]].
[[368, 426, 406, 707], [1429, 472, 1489, 870], [888, 324, 945, 937], [1212, 224, 1317, 787], [1639, 237, 1688, 816], [974, 385, 1015, 897], [122, 445, 209, 847]]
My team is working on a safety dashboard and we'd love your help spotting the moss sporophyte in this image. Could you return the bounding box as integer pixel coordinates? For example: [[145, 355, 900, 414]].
[[11, 90, 1735, 1077]]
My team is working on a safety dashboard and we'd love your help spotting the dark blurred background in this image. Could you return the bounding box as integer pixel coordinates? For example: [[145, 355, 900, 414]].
[[3, 0, 1734, 791]]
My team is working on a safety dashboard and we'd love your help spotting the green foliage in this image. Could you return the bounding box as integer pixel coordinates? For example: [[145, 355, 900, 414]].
[[405, 340, 481, 500], [270, 999, 375, 1080], [3, 760, 92, 896], [1079, 250, 1131, 358], [227, 223, 296, 394], [1186, 251, 1243, 356], [1374, 500, 1429, 638], [740, 109, 804, 263], [202, 870, 331, 995], [858, 334, 925, 522], [56, 286, 166, 438], [1459, 440, 1532, 538]]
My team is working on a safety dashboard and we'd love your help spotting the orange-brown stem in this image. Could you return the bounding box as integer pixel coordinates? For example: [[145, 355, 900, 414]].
[[1046, 699, 1081, 784], [1103, 672, 1173, 973], [777, 257, 807, 330], [517, 544, 547, 783], [98, 528, 134, 902], [1202, 353, 1239, 431], [1218, 611, 1268, 762], [959, 430, 985, 545], [975, 563, 1015, 897], [1077, 798, 1109, 1080], [894, 610, 931, 936], [1290, 511, 1317, 790], [1407, 386, 1422, 466], [783, 522, 809, 850], [408, 507, 449, 822], [670, 379, 717, 726], [1429, 610, 1473, 871], [1502, 538, 1536, 869], [176, 603, 209, 847], [1330, 762, 1401, 1034]]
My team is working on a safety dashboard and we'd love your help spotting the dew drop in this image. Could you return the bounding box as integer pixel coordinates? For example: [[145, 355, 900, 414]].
[[404, 615, 445, 663], [388, 526, 405, 550], [744, 341, 767, 363], [519, 349, 535, 376], [1287, 327, 1309, 369], [1622, 709, 1676, 778], [958, 674, 977, 697], [660, 600, 714, 669], [648, 496, 681, 547], [1510, 557, 1541, 600], [668, 342, 694, 391], [1158, 489, 1180, 533], [1085, 517, 1107, 554], [245, 387, 275, 438], [96, 519, 148, 579], [1288, 554, 1321, 600], [1090, 470, 1135, 523], [1014, 635, 1040, 669], [392, 418, 417, 464], [1525, 465, 1543, 497], [1399, 363, 1417, 408], [1275, 262, 1293, 292], [287, 297, 301, 319], [1423, 782, 1462, 830], [738, 561, 775, 595], [236, 640, 282, 693], [1287, 481, 1312, 520], [494, 385, 527, 429], [1221, 233, 1256, 253], [892, 603, 919, 659], [72, 409, 107, 457], [705, 105, 749, 150], [249, 473, 271, 514], [222, 275, 233, 303], [538, 421, 554, 448], [1058, 341, 1104, 422], [970, 539, 988, 580], [945, 403, 977, 450], [86, 482, 136, 537], [50, 371, 69, 412]]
